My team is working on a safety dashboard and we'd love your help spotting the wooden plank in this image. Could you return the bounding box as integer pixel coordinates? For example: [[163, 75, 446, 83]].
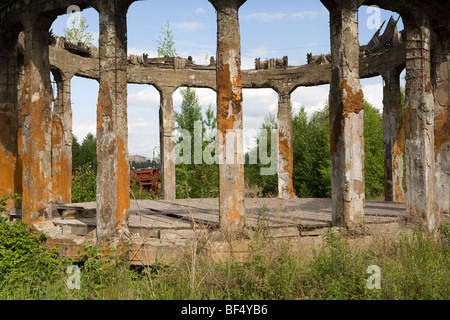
[[167, 211, 219, 227], [129, 214, 192, 229]]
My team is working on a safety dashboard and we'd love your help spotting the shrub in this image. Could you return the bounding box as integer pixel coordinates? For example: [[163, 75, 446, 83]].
[[71, 164, 97, 203]]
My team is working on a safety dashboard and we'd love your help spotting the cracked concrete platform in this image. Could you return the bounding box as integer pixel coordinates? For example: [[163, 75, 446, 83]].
[[30, 198, 409, 265]]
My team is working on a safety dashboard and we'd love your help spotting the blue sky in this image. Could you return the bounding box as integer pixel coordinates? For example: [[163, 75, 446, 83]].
[[50, 0, 404, 159]]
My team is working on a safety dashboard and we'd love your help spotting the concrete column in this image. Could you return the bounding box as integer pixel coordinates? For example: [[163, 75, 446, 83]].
[[96, 0, 130, 244], [432, 31, 449, 217], [209, 0, 246, 238], [159, 86, 176, 201], [0, 35, 19, 207], [323, 0, 366, 234], [404, 15, 438, 232], [382, 69, 405, 202], [277, 90, 295, 199], [51, 71, 73, 204], [20, 19, 53, 224]]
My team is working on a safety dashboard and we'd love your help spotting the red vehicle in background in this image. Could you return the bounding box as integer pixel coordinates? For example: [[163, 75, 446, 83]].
[[130, 167, 161, 196]]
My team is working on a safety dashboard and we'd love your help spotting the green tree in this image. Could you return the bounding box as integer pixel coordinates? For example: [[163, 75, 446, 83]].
[[244, 113, 278, 197], [157, 22, 178, 57], [73, 133, 97, 172], [72, 134, 82, 169], [174, 88, 218, 199], [363, 101, 384, 199], [63, 14, 94, 46]]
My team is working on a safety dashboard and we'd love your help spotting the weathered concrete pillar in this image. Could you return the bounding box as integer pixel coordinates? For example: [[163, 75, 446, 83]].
[[19, 18, 54, 224], [159, 86, 176, 201], [51, 70, 73, 204], [323, 0, 366, 234], [0, 34, 19, 207], [209, 0, 246, 238], [382, 69, 405, 202], [277, 90, 295, 199], [96, 0, 130, 244], [432, 31, 449, 217], [404, 15, 438, 232]]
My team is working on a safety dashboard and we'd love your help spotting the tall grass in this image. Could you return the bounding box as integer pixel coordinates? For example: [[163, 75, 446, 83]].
[[0, 215, 448, 300]]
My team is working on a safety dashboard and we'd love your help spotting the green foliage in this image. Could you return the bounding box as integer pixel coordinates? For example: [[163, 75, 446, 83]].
[[0, 217, 448, 299], [71, 164, 97, 203], [63, 15, 94, 46], [0, 193, 21, 213], [244, 113, 278, 197], [72, 133, 97, 171], [157, 22, 178, 57], [130, 179, 158, 201], [246, 101, 385, 199], [292, 106, 331, 198], [363, 101, 385, 199], [174, 88, 218, 199], [0, 217, 71, 299], [438, 221, 450, 245]]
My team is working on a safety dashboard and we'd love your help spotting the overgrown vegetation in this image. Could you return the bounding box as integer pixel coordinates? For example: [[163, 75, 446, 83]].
[[63, 13, 94, 46], [0, 209, 448, 300], [174, 87, 219, 199], [71, 164, 97, 203], [245, 101, 385, 199]]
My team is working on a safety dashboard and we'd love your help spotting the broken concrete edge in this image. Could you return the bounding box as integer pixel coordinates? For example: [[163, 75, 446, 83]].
[[32, 220, 414, 266]]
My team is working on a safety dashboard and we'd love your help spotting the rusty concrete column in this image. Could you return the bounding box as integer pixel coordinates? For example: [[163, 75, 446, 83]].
[[277, 89, 295, 199], [96, 0, 130, 244], [432, 31, 449, 217], [19, 18, 54, 224], [159, 86, 176, 201], [382, 69, 405, 202], [404, 15, 438, 232], [323, 0, 366, 234], [51, 70, 73, 204], [0, 34, 19, 208], [209, 0, 246, 238]]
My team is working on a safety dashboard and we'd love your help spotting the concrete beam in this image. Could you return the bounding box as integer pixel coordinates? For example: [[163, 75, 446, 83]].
[[51, 70, 73, 204], [209, 0, 246, 239], [159, 86, 176, 201], [382, 69, 405, 202], [327, 0, 366, 234], [404, 15, 438, 231], [96, 0, 130, 244]]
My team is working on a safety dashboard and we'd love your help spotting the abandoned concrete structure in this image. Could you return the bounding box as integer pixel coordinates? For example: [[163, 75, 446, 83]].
[[0, 0, 448, 245]]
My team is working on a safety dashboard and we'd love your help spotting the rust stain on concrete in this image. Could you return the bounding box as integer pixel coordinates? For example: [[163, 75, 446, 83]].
[[278, 129, 295, 198], [435, 102, 449, 151], [341, 79, 364, 118], [116, 138, 129, 228]]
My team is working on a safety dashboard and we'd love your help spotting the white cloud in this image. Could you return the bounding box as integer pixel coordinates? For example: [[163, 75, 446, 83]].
[[172, 22, 205, 33], [173, 88, 216, 109], [362, 83, 384, 111], [243, 89, 278, 118], [291, 85, 330, 116], [128, 86, 160, 108], [73, 122, 96, 141], [244, 11, 320, 23], [193, 8, 206, 15], [128, 115, 160, 158], [245, 12, 288, 23]]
